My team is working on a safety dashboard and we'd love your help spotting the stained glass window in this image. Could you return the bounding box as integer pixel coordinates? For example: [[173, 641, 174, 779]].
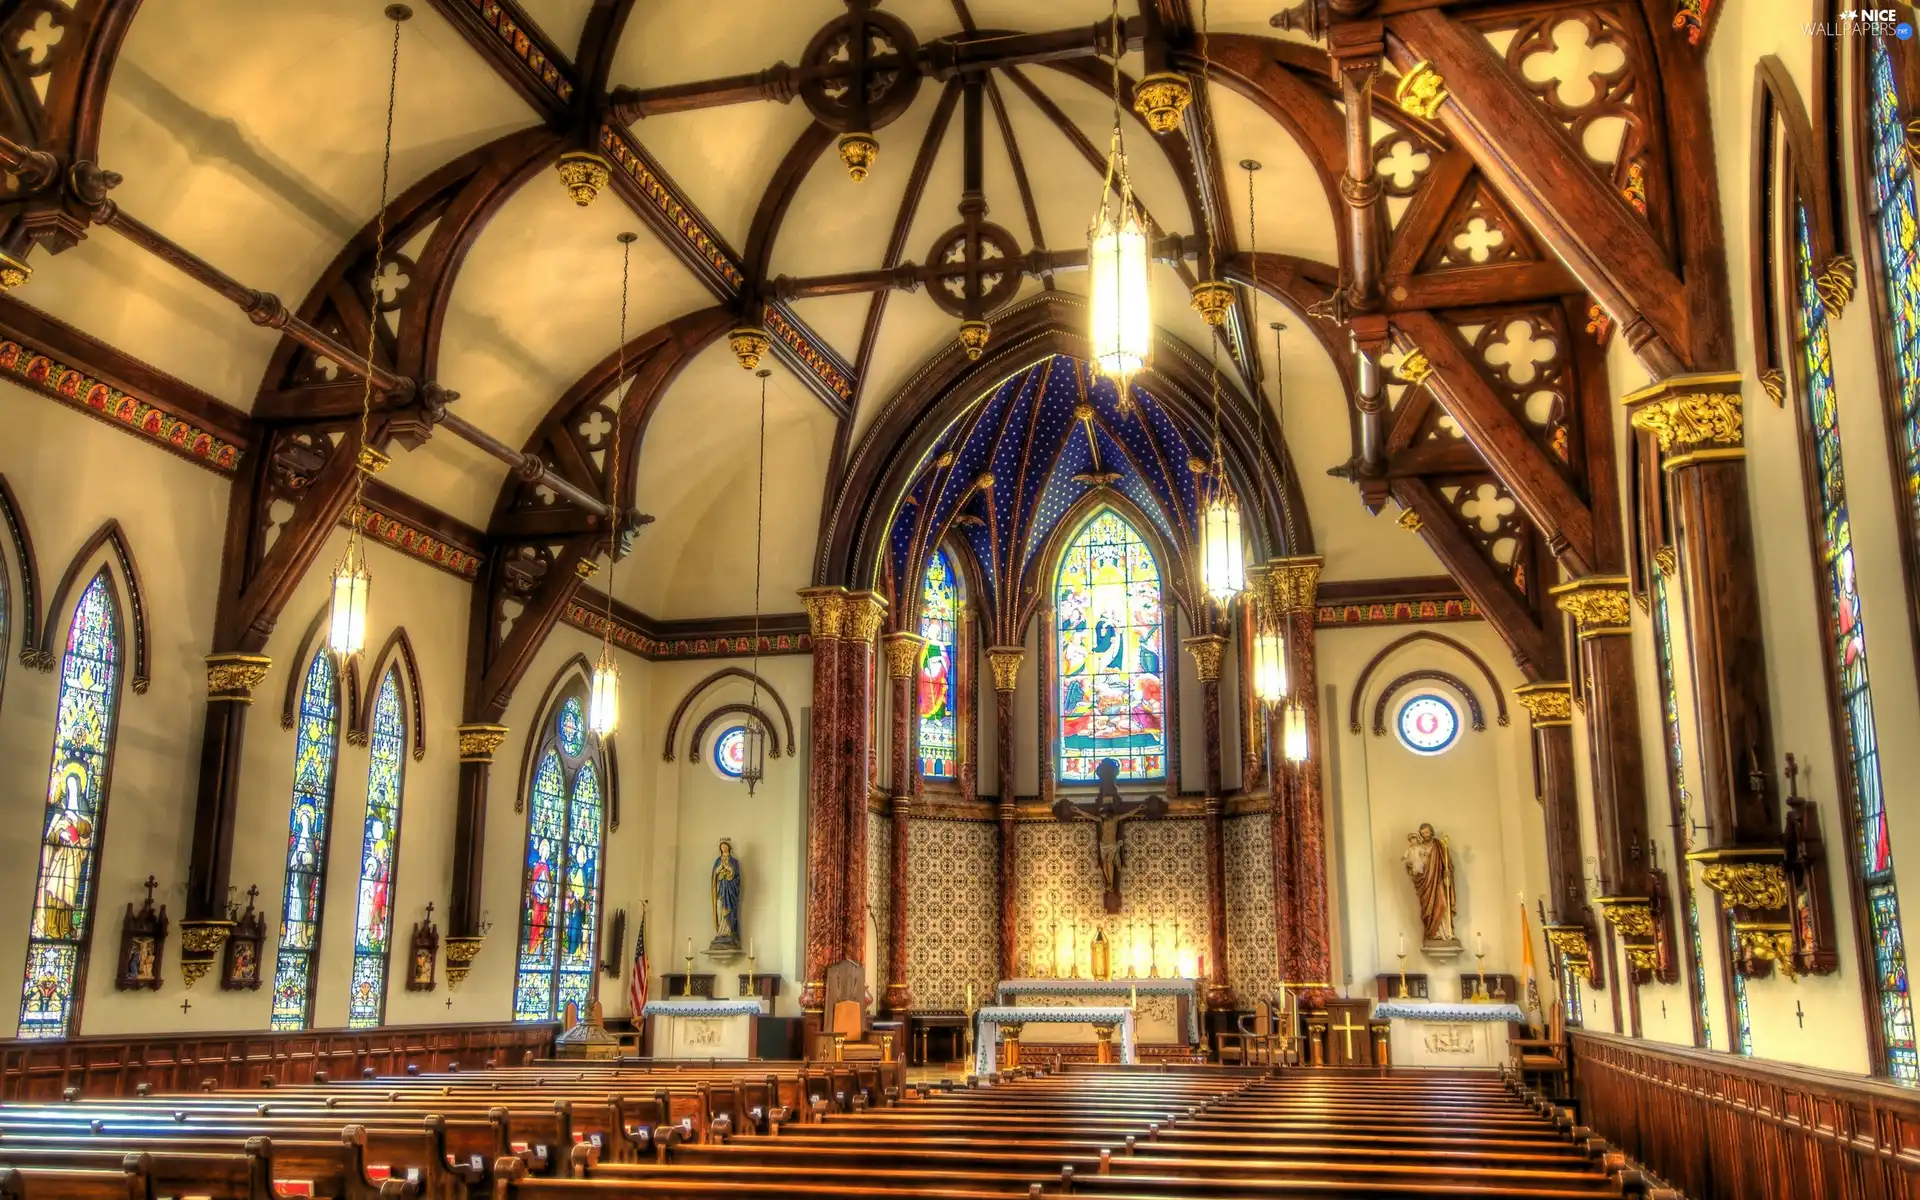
[[1395, 695, 1459, 755], [514, 694, 606, 1023], [1056, 509, 1166, 782], [1651, 572, 1711, 1049], [346, 668, 406, 1029], [269, 650, 340, 1031], [1795, 205, 1917, 1082], [714, 727, 747, 779], [1867, 38, 1920, 544], [918, 548, 959, 779], [18, 571, 119, 1039], [1730, 912, 1753, 1056]]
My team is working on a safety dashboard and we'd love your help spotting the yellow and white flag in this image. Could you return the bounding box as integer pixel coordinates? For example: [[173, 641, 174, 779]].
[[1519, 902, 1545, 1033]]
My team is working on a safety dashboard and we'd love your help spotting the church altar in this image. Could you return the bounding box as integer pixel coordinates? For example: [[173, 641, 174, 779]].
[[1372, 1000, 1526, 1069], [642, 998, 764, 1059], [994, 978, 1200, 1044], [974, 1005, 1136, 1075]]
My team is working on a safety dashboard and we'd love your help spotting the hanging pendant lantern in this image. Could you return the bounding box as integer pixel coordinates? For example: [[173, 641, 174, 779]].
[[1200, 472, 1244, 605], [741, 717, 767, 796], [327, 546, 371, 659], [1282, 699, 1310, 763], [588, 645, 620, 739], [1252, 617, 1290, 708], [1088, 195, 1152, 386]]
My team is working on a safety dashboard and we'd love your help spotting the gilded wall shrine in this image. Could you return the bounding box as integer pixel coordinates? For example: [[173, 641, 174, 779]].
[[903, 818, 1000, 1009], [1011, 819, 1210, 980], [1225, 812, 1279, 1004]]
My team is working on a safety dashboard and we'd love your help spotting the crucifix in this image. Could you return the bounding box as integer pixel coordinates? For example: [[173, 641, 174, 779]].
[[179, 997, 191, 1015], [1795, 1000, 1805, 1029], [1051, 759, 1169, 912], [1330, 1011, 1364, 1063]]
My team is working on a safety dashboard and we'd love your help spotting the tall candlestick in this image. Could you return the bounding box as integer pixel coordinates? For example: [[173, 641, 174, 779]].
[[1397, 932, 1407, 956]]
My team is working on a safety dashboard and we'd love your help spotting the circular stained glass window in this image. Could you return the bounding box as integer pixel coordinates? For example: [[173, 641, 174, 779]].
[[558, 695, 586, 756], [714, 726, 748, 779], [1396, 694, 1460, 756]]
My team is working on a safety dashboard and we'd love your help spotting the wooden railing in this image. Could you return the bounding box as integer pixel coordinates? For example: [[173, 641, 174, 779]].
[[0, 1020, 556, 1098], [1573, 1029, 1920, 1199]]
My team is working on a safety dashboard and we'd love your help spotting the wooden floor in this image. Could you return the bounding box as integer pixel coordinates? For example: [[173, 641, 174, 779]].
[[0, 1059, 1680, 1199]]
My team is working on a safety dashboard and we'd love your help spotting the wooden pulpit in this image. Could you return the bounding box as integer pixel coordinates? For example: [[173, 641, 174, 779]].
[[1323, 997, 1376, 1067]]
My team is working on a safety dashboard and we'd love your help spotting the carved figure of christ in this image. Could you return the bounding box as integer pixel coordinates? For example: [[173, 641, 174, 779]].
[[1052, 758, 1168, 913]]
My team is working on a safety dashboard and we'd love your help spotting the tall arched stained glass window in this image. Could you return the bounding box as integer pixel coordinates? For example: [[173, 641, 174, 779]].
[[1055, 508, 1166, 782], [1795, 205, 1917, 1082], [18, 571, 119, 1039], [1866, 37, 1920, 535], [269, 650, 341, 1031], [1650, 570, 1712, 1050], [515, 692, 607, 1022], [918, 548, 959, 779], [346, 667, 406, 1029]]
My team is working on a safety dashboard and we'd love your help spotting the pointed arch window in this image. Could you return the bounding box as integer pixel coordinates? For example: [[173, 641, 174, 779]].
[[346, 667, 406, 1029], [18, 571, 119, 1038], [269, 650, 341, 1031], [514, 693, 607, 1023], [1793, 203, 1918, 1082], [1864, 38, 1920, 543], [1055, 508, 1167, 782], [1650, 570, 1711, 1049], [919, 548, 961, 780]]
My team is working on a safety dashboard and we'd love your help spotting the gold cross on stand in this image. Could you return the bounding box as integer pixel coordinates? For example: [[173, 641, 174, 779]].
[[1330, 1011, 1364, 1062]]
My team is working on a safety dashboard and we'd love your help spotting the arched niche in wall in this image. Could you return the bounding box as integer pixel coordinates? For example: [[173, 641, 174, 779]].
[[660, 667, 795, 764], [689, 702, 785, 763], [349, 627, 426, 762], [1347, 630, 1510, 736]]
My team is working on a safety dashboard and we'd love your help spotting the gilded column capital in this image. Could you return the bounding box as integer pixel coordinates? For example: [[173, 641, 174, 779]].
[[987, 646, 1025, 693], [1512, 681, 1573, 727], [1595, 896, 1655, 938], [457, 723, 511, 764], [1543, 923, 1598, 984], [1733, 923, 1799, 981], [843, 590, 889, 643], [881, 631, 928, 679], [1550, 576, 1633, 638], [1268, 555, 1324, 614], [1686, 848, 1790, 911], [1393, 60, 1449, 120], [798, 586, 849, 641], [1621, 372, 1745, 469], [1182, 634, 1228, 682], [205, 653, 272, 704]]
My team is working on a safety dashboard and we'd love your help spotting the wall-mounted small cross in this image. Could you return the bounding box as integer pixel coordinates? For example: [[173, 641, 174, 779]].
[[424, 901, 434, 922], [1659, 1001, 1667, 1019], [244, 884, 259, 911], [179, 997, 191, 1015], [143, 875, 158, 905], [1795, 1000, 1805, 1029], [445, 997, 453, 1011]]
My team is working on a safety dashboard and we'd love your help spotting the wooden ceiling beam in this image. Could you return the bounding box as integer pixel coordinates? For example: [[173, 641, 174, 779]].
[[1393, 476, 1560, 679], [1392, 309, 1596, 575]]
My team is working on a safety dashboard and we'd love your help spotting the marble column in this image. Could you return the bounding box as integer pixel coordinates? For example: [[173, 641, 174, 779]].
[[880, 631, 926, 1014], [1515, 682, 1604, 990], [988, 646, 1024, 980], [1275, 556, 1331, 1000], [839, 592, 888, 976], [1183, 633, 1232, 1007], [797, 587, 848, 1013]]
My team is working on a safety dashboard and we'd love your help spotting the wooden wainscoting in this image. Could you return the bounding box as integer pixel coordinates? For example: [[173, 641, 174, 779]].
[[1573, 1029, 1920, 1199], [0, 1020, 557, 1098]]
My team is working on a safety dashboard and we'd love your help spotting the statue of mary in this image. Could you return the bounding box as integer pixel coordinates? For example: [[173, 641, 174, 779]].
[[709, 839, 742, 952]]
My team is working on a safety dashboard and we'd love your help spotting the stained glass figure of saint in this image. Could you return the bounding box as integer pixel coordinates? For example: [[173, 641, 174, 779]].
[[515, 693, 606, 1022], [918, 548, 959, 779], [346, 668, 407, 1029], [270, 649, 340, 1030], [1055, 510, 1166, 782]]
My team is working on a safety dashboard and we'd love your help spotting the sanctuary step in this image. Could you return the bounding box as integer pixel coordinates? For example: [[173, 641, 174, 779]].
[[0, 1058, 1676, 1200]]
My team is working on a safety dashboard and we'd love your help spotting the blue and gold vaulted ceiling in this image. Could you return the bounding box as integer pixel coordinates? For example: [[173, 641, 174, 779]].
[[886, 355, 1205, 638]]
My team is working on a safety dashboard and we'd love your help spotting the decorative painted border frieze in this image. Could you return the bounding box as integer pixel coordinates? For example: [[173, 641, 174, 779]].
[[1315, 596, 1480, 626], [764, 303, 855, 408], [342, 503, 483, 579], [599, 124, 745, 291], [561, 600, 813, 661], [0, 339, 244, 472], [459, 0, 574, 106]]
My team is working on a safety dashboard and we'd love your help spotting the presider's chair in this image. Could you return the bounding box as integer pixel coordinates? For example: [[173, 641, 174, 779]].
[[1509, 998, 1569, 1095], [821, 959, 891, 1064]]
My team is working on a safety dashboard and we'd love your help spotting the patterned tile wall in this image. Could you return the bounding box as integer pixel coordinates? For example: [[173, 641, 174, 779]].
[[903, 819, 999, 1008], [1011, 819, 1209, 980], [1225, 812, 1277, 1004], [868, 808, 890, 975]]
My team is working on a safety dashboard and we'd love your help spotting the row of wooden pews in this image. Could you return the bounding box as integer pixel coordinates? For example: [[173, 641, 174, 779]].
[[0, 1056, 1678, 1199]]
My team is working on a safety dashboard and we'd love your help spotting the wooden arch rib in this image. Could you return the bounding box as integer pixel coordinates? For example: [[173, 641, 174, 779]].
[[662, 667, 796, 763], [37, 518, 149, 692], [279, 602, 362, 735], [689, 703, 786, 763], [353, 627, 427, 762], [1370, 669, 1488, 737], [816, 291, 1322, 595], [511, 652, 621, 830], [1346, 630, 1509, 735], [0, 474, 43, 662]]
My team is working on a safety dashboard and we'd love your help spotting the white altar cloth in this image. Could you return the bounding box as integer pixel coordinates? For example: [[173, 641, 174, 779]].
[[1373, 1000, 1525, 1069], [642, 998, 763, 1059], [994, 978, 1200, 1043], [974, 1005, 1135, 1076]]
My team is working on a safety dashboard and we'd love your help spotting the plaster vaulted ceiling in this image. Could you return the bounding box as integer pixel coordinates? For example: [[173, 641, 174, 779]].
[[67, 0, 1439, 623]]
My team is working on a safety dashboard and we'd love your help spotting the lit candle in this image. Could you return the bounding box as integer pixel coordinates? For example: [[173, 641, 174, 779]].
[[749, 938, 755, 960], [1475, 931, 1485, 956], [686, 937, 693, 957], [1398, 933, 1407, 956]]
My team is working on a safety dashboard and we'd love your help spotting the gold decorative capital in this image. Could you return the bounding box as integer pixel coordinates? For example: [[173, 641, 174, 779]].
[[206, 653, 272, 704], [1653, 545, 1678, 578], [1596, 896, 1655, 939], [1622, 372, 1745, 464], [1512, 681, 1573, 726], [1543, 923, 1597, 983], [444, 935, 485, 990], [837, 132, 879, 183], [1132, 71, 1193, 135], [1268, 555, 1324, 614], [555, 149, 611, 206], [574, 558, 599, 580], [1551, 576, 1633, 638], [1689, 849, 1790, 911], [1182, 634, 1228, 682], [728, 326, 771, 371], [987, 646, 1025, 693], [843, 591, 889, 643], [881, 631, 928, 680], [0, 249, 33, 292], [1626, 945, 1661, 973], [457, 723, 511, 764], [1190, 280, 1234, 327], [957, 320, 990, 361], [799, 586, 848, 641], [1394, 61, 1449, 120], [178, 919, 235, 989], [1396, 348, 1434, 386], [1734, 923, 1799, 981], [357, 447, 391, 475], [1815, 254, 1857, 316], [1396, 508, 1423, 533], [1758, 368, 1786, 408]]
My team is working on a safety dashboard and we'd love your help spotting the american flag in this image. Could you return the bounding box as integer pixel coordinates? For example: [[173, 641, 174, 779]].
[[629, 907, 648, 1017]]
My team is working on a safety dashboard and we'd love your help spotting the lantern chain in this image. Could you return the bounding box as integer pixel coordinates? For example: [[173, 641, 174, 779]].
[[345, 15, 402, 589]]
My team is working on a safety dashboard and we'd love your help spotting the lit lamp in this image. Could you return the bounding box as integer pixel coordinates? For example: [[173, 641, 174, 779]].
[[1199, 470, 1244, 605], [327, 545, 370, 658], [1282, 700, 1310, 763], [741, 717, 767, 796], [1088, 194, 1151, 385], [1252, 616, 1290, 708], [588, 645, 619, 739]]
